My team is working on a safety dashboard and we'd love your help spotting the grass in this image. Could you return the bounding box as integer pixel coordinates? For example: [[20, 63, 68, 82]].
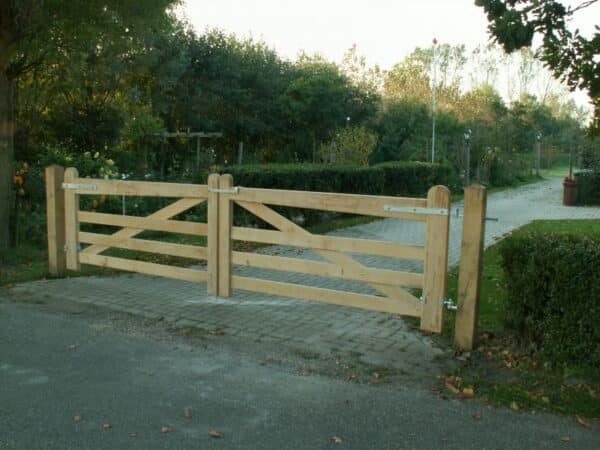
[[442, 219, 600, 418]]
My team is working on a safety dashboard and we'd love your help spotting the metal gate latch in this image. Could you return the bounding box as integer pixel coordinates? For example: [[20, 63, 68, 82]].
[[208, 187, 240, 194], [441, 298, 457, 310]]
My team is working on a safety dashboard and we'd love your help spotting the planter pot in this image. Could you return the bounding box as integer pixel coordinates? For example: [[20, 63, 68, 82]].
[[563, 179, 577, 206]]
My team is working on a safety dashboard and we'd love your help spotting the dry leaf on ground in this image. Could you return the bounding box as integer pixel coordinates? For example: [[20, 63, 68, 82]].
[[575, 415, 591, 428], [445, 383, 460, 395], [73, 415, 81, 422], [183, 408, 192, 419], [161, 426, 172, 433], [102, 423, 112, 430], [510, 401, 520, 411], [331, 435, 343, 444], [472, 413, 482, 421], [208, 429, 222, 438], [67, 344, 77, 351], [560, 436, 570, 443], [461, 387, 475, 398]]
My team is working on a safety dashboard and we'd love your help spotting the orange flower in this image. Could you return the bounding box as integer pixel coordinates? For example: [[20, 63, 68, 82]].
[[13, 175, 23, 185]]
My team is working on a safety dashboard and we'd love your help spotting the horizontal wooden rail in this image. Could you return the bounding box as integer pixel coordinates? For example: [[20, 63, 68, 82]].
[[231, 227, 425, 260], [232, 276, 421, 317], [78, 211, 208, 236], [66, 177, 208, 198], [79, 253, 207, 283], [228, 188, 429, 220], [232, 251, 423, 288], [79, 232, 207, 260]]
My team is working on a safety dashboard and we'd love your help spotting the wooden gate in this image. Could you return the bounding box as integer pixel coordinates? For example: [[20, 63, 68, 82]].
[[46, 166, 452, 333]]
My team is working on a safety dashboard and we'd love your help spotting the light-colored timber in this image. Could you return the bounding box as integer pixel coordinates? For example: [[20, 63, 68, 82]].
[[79, 253, 207, 283], [454, 184, 487, 350], [207, 174, 219, 295], [232, 276, 421, 316], [65, 177, 208, 198], [421, 185, 451, 333], [45, 165, 66, 275], [78, 232, 207, 260], [218, 174, 233, 296], [78, 211, 207, 236], [64, 168, 80, 270], [231, 251, 424, 288]]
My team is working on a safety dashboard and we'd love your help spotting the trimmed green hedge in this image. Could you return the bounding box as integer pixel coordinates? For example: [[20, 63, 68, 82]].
[[576, 170, 600, 205], [219, 161, 452, 197], [499, 232, 600, 367]]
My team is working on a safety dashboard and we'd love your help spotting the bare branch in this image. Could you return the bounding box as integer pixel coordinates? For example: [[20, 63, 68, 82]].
[[569, 0, 599, 14]]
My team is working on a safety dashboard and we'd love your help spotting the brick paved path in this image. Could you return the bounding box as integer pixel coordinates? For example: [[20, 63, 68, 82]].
[[9, 177, 600, 378]]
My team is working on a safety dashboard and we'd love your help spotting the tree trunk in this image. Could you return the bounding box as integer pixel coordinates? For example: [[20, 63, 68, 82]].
[[0, 68, 15, 252]]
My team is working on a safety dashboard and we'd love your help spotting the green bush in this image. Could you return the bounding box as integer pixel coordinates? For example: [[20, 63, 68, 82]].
[[576, 170, 600, 205], [219, 161, 451, 197], [499, 232, 600, 367]]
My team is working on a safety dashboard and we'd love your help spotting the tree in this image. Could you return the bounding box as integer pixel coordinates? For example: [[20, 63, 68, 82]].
[[476, 0, 600, 133], [0, 0, 177, 251]]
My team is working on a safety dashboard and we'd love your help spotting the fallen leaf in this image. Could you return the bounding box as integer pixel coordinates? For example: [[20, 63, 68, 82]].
[[209, 327, 225, 336], [341, 400, 349, 405], [189, 347, 195, 352], [208, 429, 221, 438], [461, 387, 475, 398], [480, 396, 490, 405], [510, 401, 520, 411], [103, 423, 112, 430], [183, 408, 192, 419], [560, 436, 570, 443], [472, 413, 482, 421], [157, 316, 165, 321], [5, 283, 15, 289], [345, 373, 356, 382], [446, 383, 460, 395], [575, 415, 591, 428], [67, 344, 77, 351], [73, 415, 81, 423], [161, 426, 172, 433], [331, 435, 343, 444], [129, 432, 138, 437]]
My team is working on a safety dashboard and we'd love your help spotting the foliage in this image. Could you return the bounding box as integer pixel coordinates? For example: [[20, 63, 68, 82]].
[[575, 170, 600, 205], [318, 126, 378, 166], [499, 231, 600, 367], [475, 0, 600, 134]]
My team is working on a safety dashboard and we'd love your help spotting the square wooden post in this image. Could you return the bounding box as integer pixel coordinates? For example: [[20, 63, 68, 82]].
[[207, 173, 219, 295], [45, 165, 66, 276], [218, 174, 233, 297], [421, 185, 451, 333], [454, 184, 487, 350], [63, 167, 80, 271]]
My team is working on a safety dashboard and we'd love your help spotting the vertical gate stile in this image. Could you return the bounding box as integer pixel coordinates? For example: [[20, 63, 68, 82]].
[[207, 173, 219, 295], [45, 165, 67, 276], [64, 167, 81, 271], [421, 185, 450, 333], [218, 174, 233, 297]]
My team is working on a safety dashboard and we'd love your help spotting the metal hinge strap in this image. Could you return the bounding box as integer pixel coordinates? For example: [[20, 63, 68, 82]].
[[62, 182, 97, 191], [208, 187, 240, 194], [383, 205, 449, 216]]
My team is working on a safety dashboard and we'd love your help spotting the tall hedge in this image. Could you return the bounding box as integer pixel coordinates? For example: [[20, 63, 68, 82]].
[[499, 233, 600, 367], [576, 170, 600, 205], [220, 161, 452, 197]]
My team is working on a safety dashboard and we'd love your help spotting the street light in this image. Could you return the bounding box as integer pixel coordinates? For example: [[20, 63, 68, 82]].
[[464, 128, 472, 185]]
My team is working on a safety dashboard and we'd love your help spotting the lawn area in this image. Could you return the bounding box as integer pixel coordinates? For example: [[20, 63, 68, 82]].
[[443, 219, 600, 419]]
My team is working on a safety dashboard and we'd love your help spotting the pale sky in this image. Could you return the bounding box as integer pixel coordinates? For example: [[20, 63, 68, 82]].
[[180, 0, 598, 113]]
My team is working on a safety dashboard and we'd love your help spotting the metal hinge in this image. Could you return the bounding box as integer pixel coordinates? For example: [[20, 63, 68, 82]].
[[384, 205, 449, 216], [208, 187, 240, 194], [63, 244, 82, 252], [62, 182, 97, 191], [453, 208, 499, 222]]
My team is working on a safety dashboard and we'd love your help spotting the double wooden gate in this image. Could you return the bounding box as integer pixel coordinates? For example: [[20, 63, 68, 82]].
[[46, 165, 461, 334]]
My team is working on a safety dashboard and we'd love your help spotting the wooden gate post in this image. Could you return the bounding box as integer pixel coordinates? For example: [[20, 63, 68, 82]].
[[63, 167, 80, 271], [45, 165, 66, 276], [218, 174, 233, 297], [454, 184, 487, 350], [207, 173, 219, 295], [421, 185, 451, 333]]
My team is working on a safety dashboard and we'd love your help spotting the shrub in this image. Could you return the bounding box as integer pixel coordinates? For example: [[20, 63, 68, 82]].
[[499, 232, 600, 367], [576, 170, 600, 205]]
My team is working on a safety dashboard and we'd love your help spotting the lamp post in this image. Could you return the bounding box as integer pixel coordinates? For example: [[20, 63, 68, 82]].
[[431, 38, 438, 163], [535, 131, 542, 176], [464, 128, 472, 186]]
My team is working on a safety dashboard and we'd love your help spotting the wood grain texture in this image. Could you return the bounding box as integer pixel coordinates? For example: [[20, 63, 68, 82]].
[[66, 177, 208, 198], [64, 168, 80, 271], [454, 184, 487, 350], [207, 173, 219, 295], [218, 174, 233, 296], [45, 165, 66, 275], [78, 211, 207, 236], [421, 185, 451, 333]]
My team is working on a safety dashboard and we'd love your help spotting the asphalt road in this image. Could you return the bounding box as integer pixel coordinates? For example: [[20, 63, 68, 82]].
[[1, 296, 598, 450]]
